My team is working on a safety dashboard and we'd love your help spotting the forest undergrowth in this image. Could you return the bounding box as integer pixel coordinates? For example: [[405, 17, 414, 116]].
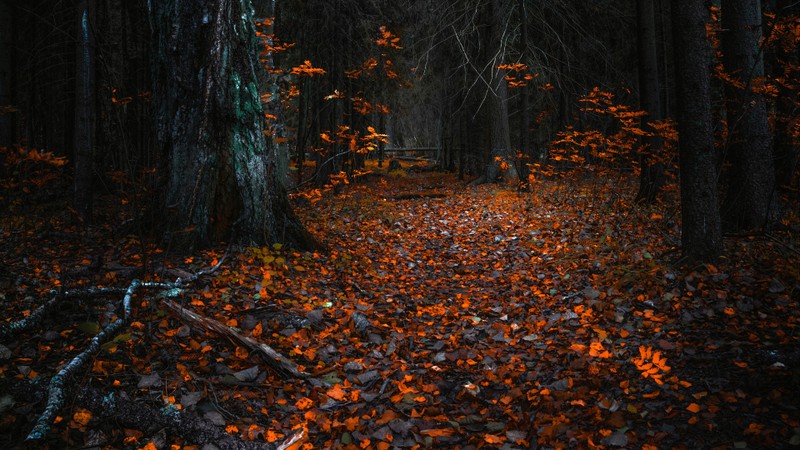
[[1, 166, 799, 449]]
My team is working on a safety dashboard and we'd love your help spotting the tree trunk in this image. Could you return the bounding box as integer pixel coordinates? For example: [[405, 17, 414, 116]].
[[720, 0, 778, 230], [635, 0, 666, 203], [769, 0, 798, 190], [0, 1, 13, 148], [150, 0, 317, 251], [73, 0, 95, 222], [672, 0, 723, 261], [517, 0, 530, 187], [484, 0, 518, 183]]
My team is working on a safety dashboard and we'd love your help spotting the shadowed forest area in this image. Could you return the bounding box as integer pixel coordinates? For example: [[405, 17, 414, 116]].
[[1, 1, 799, 449]]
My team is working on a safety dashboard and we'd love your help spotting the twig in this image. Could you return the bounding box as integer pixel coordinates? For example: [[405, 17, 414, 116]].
[[25, 259, 226, 441], [0, 287, 126, 341], [10, 379, 303, 450], [27, 280, 141, 441]]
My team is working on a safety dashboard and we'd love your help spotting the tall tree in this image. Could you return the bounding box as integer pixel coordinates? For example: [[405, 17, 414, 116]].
[[635, 0, 665, 202], [0, 0, 13, 148], [483, 0, 517, 183], [720, 0, 777, 229], [769, 0, 800, 189], [517, 0, 531, 187], [150, 0, 316, 250], [672, 0, 722, 261], [73, 0, 95, 222]]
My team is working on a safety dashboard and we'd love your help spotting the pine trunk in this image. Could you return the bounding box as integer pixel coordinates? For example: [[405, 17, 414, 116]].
[[150, 0, 317, 250], [484, 0, 517, 183], [672, 0, 723, 261], [635, 0, 665, 203], [73, 0, 95, 222], [720, 0, 778, 230], [0, 1, 13, 148]]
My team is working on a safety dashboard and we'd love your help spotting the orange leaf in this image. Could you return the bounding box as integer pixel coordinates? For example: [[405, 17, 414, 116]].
[[484, 434, 505, 444], [296, 397, 314, 410], [420, 428, 454, 437], [686, 403, 701, 413], [326, 384, 346, 401], [72, 409, 92, 426]]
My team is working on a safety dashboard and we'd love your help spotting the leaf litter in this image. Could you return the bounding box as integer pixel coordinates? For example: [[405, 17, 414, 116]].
[[1, 170, 799, 449]]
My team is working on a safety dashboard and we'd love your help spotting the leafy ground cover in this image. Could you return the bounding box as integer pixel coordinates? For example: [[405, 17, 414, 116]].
[[1, 165, 799, 449]]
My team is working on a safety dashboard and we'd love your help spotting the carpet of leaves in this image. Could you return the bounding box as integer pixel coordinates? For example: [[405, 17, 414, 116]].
[[1, 168, 799, 449]]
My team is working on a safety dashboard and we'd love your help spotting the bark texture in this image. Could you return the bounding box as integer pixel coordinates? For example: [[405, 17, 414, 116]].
[[672, 0, 722, 261], [720, 0, 778, 230], [150, 0, 316, 250]]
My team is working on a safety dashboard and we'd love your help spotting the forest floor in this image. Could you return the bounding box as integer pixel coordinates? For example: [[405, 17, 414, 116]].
[[1, 162, 800, 449]]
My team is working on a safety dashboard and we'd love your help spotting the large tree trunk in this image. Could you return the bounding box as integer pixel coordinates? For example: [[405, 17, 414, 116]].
[[672, 0, 722, 261], [635, 0, 665, 203], [73, 0, 95, 222], [150, 0, 317, 250], [720, 0, 778, 230]]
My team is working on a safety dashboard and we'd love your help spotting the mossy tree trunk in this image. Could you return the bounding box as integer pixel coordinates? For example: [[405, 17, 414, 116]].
[[150, 0, 316, 250]]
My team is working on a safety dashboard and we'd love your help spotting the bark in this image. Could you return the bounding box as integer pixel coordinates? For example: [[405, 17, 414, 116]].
[[635, 0, 666, 202], [150, 0, 317, 250], [720, 0, 778, 230], [73, 0, 95, 222], [672, 0, 723, 261]]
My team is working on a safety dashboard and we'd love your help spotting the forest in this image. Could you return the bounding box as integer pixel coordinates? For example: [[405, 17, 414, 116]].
[[0, 0, 798, 448]]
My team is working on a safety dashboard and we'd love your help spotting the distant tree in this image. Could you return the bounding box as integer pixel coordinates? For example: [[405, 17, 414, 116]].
[[635, 0, 665, 202], [150, 0, 316, 250], [720, 0, 778, 230], [73, 0, 94, 222], [483, 0, 518, 184], [768, 0, 800, 190], [671, 0, 722, 261], [0, 1, 13, 148]]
